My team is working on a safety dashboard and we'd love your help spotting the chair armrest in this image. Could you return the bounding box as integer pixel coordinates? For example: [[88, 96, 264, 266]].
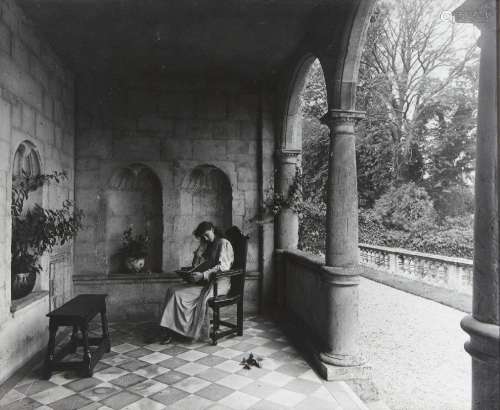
[[211, 269, 245, 298], [213, 269, 245, 279]]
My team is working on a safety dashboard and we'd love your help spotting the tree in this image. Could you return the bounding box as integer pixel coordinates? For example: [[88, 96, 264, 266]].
[[297, 0, 478, 257], [357, 0, 479, 183], [420, 65, 478, 216]]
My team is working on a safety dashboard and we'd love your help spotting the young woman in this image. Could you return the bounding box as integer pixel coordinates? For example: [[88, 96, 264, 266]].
[[159, 221, 234, 343]]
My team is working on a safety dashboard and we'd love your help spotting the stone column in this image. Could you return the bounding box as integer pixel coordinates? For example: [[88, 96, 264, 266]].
[[319, 109, 365, 367], [453, 1, 499, 408], [276, 149, 301, 250]]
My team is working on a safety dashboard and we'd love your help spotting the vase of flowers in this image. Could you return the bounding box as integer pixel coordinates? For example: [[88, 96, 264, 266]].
[[11, 171, 84, 299], [120, 228, 150, 273]]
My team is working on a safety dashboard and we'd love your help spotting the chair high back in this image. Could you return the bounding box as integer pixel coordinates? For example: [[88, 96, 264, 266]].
[[224, 226, 249, 297]]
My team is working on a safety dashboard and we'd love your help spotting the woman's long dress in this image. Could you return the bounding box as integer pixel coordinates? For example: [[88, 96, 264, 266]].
[[160, 237, 234, 340]]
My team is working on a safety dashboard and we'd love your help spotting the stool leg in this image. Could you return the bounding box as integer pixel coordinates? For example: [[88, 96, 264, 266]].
[[69, 325, 79, 353], [43, 321, 57, 380], [81, 323, 93, 377], [101, 308, 111, 352]]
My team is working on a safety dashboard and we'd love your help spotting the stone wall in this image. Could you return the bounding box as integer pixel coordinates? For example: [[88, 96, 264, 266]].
[[0, 0, 75, 384], [73, 75, 275, 317]]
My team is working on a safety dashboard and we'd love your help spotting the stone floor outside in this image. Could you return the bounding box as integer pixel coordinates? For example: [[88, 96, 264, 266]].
[[0, 317, 372, 410]]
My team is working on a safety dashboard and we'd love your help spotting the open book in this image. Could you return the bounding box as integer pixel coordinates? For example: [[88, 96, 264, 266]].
[[175, 261, 212, 280]]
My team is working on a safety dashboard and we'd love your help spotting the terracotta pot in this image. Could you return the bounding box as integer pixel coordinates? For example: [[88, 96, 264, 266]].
[[125, 256, 146, 273], [11, 272, 37, 300]]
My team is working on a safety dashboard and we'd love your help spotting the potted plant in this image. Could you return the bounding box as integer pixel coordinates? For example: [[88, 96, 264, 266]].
[[120, 227, 150, 273], [11, 171, 84, 300]]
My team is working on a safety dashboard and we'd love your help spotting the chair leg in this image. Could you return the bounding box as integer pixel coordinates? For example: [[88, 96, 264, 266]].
[[212, 307, 220, 345], [237, 301, 243, 336]]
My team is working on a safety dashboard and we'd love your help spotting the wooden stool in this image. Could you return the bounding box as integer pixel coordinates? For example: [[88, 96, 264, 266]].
[[43, 294, 110, 379]]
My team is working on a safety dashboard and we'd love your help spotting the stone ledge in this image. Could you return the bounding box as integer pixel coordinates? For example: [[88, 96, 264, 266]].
[[10, 291, 49, 314], [74, 273, 180, 284], [74, 271, 261, 284]]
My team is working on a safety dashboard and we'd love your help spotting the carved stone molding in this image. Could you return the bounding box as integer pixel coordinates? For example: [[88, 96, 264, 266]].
[[320, 109, 365, 129], [276, 149, 301, 165]]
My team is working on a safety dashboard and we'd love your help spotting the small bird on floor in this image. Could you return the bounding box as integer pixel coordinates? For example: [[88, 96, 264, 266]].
[[240, 353, 263, 370]]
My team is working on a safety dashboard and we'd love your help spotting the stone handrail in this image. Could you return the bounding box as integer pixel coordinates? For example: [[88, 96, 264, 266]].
[[359, 243, 473, 294]]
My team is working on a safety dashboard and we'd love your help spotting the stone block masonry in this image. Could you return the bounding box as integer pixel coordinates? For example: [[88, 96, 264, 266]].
[[0, 0, 75, 385], [73, 75, 273, 318], [74, 76, 265, 276]]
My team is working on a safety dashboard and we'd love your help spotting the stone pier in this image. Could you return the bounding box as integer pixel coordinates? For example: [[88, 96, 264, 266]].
[[454, 1, 500, 408], [320, 109, 366, 368]]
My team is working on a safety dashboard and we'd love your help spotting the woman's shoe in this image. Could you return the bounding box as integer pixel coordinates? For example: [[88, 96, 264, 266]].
[[160, 335, 172, 345]]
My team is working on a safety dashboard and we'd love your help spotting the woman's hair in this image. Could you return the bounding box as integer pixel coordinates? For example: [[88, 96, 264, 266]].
[[193, 221, 224, 238]]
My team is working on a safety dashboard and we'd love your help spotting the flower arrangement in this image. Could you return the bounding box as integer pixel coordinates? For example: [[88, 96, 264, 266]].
[[120, 227, 150, 258]]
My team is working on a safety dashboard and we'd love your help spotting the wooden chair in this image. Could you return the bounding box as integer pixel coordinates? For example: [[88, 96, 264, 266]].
[[208, 226, 249, 345]]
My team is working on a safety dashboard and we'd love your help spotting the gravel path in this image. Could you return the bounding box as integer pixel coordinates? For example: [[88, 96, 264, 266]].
[[358, 277, 471, 410]]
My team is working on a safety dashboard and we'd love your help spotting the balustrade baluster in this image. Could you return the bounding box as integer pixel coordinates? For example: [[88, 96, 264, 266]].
[[409, 258, 415, 277], [423, 260, 430, 280], [403, 256, 410, 277], [438, 263, 447, 285], [416, 258, 425, 280]]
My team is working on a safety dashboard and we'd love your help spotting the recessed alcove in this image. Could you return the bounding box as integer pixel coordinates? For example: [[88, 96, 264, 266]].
[[105, 164, 163, 274], [179, 165, 233, 266]]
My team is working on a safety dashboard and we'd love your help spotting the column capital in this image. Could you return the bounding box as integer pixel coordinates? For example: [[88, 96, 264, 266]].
[[453, 0, 497, 31], [275, 148, 301, 164], [320, 109, 366, 128]]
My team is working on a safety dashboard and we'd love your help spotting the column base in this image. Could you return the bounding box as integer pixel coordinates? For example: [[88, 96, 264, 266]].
[[461, 315, 500, 409], [320, 351, 367, 367], [280, 309, 379, 402]]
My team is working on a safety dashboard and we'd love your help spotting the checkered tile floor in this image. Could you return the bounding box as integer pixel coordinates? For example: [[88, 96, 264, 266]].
[[0, 317, 369, 409]]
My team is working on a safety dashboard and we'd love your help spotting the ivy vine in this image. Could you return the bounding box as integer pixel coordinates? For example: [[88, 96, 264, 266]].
[[263, 165, 306, 217]]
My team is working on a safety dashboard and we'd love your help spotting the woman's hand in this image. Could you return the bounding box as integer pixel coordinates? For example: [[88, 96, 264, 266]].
[[188, 271, 203, 283]]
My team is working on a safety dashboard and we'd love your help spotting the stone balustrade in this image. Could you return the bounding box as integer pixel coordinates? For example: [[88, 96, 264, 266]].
[[359, 244, 473, 295]]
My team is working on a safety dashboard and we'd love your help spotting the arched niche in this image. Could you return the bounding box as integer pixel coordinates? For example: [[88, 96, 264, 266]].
[[179, 165, 232, 266], [12, 140, 42, 212], [105, 164, 163, 273], [11, 141, 43, 297]]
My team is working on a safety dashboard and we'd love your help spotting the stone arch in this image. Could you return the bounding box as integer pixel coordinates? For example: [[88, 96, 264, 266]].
[[13, 140, 41, 179], [178, 164, 232, 266], [281, 53, 317, 150], [105, 163, 163, 273]]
